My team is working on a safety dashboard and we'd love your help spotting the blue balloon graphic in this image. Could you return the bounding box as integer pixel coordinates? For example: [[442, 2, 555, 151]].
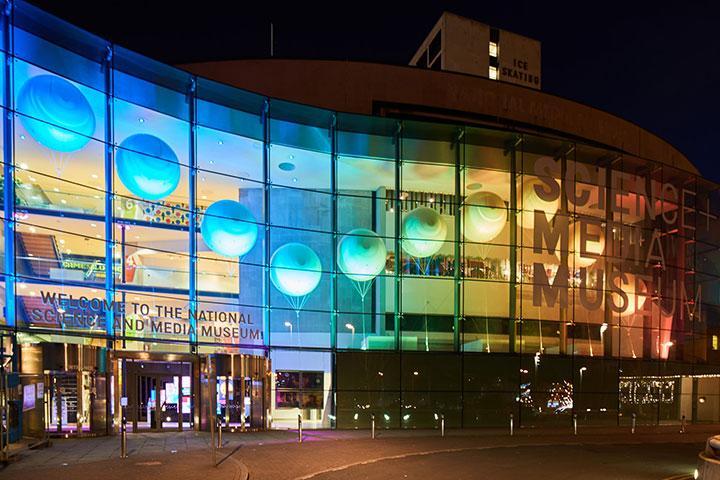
[[401, 206, 447, 258], [270, 243, 322, 297], [201, 200, 258, 257], [337, 228, 387, 282], [116, 134, 180, 200], [17, 75, 95, 152]]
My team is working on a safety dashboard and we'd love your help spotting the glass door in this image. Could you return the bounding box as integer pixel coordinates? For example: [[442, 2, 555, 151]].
[[157, 375, 179, 430], [134, 375, 157, 431], [125, 359, 193, 432]]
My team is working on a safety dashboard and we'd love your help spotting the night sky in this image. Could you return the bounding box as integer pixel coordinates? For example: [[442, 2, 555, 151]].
[[26, 1, 720, 181]]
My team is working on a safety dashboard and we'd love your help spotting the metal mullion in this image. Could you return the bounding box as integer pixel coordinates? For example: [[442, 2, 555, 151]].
[[103, 43, 114, 340], [394, 121, 402, 351], [262, 99, 270, 348], [2, 2, 15, 337], [188, 77, 198, 351], [453, 128, 463, 353], [330, 113, 337, 350]]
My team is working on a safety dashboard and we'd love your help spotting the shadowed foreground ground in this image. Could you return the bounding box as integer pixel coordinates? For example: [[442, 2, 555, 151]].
[[3, 427, 710, 480]]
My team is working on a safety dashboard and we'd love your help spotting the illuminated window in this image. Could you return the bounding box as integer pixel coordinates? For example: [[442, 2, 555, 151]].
[[713, 335, 718, 350], [489, 66, 498, 80], [489, 41, 498, 57]]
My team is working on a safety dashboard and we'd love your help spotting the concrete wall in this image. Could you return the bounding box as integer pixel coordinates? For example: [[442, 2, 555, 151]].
[[442, 13, 490, 78], [181, 59, 696, 174]]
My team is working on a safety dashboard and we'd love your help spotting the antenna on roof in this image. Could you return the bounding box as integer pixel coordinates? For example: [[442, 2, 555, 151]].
[[270, 22, 274, 57]]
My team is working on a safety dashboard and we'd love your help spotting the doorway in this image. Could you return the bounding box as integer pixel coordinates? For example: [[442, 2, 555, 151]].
[[212, 354, 270, 431], [125, 360, 192, 432]]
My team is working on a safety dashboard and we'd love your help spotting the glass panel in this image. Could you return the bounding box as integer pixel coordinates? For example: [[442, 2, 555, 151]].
[[268, 101, 332, 348], [270, 349, 332, 429], [112, 68, 190, 292], [336, 114, 396, 350], [14, 62, 105, 215], [400, 121, 457, 352]]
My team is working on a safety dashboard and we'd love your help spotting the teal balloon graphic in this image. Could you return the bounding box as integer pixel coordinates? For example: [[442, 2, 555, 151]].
[[337, 228, 387, 282], [201, 200, 258, 257], [18, 75, 95, 152], [463, 191, 507, 243], [270, 243, 322, 297], [116, 134, 180, 201], [401, 206, 447, 258]]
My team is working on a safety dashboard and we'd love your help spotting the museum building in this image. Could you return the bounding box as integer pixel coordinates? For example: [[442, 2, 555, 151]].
[[2, 4, 720, 444]]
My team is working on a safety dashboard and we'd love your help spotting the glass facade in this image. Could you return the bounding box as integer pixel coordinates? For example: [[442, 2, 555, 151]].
[[2, 1, 720, 436]]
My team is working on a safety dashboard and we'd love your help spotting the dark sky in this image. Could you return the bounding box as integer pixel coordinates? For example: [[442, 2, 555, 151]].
[[26, 1, 720, 181]]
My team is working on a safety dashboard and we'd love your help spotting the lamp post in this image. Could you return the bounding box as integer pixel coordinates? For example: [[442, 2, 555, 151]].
[[284, 321, 293, 336], [579, 366, 587, 387], [345, 323, 355, 347]]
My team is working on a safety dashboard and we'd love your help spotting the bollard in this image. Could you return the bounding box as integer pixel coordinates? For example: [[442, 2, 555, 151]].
[[631, 413, 636, 434], [680, 415, 686, 434], [120, 417, 128, 459], [509, 413, 514, 436], [441, 414, 445, 438], [297, 414, 303, 443], [217, 419, 223, 448], [210, 414, 216, 466], [573, 413, 578, 436], [371, 414, 376, 439]]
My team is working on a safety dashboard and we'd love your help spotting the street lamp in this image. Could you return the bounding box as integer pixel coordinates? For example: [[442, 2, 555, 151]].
[[345, 323, 355, 346], [599, 323, 608, 347], [579, 366, 587, 391], [284, 321, 293, 335]]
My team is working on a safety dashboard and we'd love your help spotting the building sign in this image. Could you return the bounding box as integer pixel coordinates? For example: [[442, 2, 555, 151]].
[[529, 157, 711, 321], [25, 291, 264, 344], [59, 255, 120, 281], [498, 31, 541, 89], [500, 58, 540, 88]]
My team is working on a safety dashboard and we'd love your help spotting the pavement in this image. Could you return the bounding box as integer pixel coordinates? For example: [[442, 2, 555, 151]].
[[2, 425, 717, 480]]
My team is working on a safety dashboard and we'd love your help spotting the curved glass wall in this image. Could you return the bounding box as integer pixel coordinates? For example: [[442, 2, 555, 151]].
[[1, 1, 720, 430]]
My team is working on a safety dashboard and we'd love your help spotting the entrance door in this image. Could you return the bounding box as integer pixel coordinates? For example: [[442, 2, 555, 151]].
[[125, 360, 191, 432], [211, 354, 270, 431], [216, 376, 263, 430], [135, 375, 157, 430]]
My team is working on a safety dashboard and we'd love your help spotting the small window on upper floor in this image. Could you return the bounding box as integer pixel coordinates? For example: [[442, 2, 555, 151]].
[[489, 66, 498, 80], [489, 41, 498, 57]]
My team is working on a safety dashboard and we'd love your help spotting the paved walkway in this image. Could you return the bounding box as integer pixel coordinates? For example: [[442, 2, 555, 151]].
[[234, 427, 713, 480], [2, 425, 717, 479]]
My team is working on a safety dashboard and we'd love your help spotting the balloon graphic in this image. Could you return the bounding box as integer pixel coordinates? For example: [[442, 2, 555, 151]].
[[201, 200, 258, 257], [401, 207, 447, 258], [463, 191, 507, 243], [116, 134, 180, 201], [270, 243, 322, 297], [337, 228, 387, 282], [521, 177, 560, 229], [17, 75, 95, 152]]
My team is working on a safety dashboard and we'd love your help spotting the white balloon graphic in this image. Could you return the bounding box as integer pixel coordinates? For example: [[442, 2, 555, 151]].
[[463, 191, 507, 243], [401, 207, 447, 258], [521, 177, 560, 229]]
